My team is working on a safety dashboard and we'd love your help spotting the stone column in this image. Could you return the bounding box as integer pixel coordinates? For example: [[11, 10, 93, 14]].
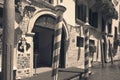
[[26, 33, 35, 77], [16, 33, 34, 79], [2, 0, 15, 80], [16, 1, 36, 78], [52, 4, 66, 80]]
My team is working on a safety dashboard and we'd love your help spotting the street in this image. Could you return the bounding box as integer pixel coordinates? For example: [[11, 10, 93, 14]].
[[20, 61, 120, 80], [89, 61, 120, 80]]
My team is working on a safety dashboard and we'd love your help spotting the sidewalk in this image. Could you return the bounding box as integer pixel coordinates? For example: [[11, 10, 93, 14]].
[[21, 67, 84, 80], [89, 61, 120, 80], [21, 61, 120, 80]]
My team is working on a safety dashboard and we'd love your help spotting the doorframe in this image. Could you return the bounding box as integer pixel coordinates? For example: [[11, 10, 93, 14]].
[[26, 9, 69, 69]]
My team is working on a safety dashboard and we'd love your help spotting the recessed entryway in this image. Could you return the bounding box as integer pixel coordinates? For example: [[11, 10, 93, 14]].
[[32, 15, 66, 69]]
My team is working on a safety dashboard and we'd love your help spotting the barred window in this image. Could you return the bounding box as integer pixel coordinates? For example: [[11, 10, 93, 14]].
[[76, 36, 84, 47]]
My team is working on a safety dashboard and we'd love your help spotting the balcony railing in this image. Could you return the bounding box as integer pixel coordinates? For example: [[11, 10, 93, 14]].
[[76, 18, 112, 37]]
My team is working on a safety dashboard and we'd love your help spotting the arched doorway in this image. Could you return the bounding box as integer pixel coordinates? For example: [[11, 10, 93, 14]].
[[32, 14, 66, 68]]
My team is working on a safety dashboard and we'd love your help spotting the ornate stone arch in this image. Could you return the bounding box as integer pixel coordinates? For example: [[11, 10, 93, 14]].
[[26, 9, 70, 68], [27, 9, 56, 33], [27, 9, 69, 41]]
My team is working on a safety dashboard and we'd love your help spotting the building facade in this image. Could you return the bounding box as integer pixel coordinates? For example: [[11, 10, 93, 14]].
[[0, 0, 120, 79]]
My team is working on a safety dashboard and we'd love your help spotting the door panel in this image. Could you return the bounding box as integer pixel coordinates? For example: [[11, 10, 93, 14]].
[[33, 27, 54, 68]]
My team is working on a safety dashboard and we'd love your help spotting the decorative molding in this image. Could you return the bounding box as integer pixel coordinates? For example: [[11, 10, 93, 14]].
[[18, 37, 31, 53], [26, 32, 35, 36], [113, 0, 119, 6], [19, 15, 29, 34], [29, 0, 55, 10], [107, 34, 113, 37], [23, 5, 36, 18], [0, 3, 3, 8], [15, 0, 36, 18], [16, 0, 36, 34]]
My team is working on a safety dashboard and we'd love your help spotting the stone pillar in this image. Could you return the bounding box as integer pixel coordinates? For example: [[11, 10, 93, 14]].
[[15, 1, 36, 78], [52, 4, 66, 80], [2, 0, 15, 80], [16, 33, 34, 79]]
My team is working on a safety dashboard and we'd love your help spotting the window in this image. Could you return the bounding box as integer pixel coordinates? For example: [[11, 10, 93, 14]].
[[77, 36, 84, 47], [115, 27, 117, 39], [76, 2, 86, 22], [45, 0, 53, 3], [0, 8, 3, 28], [108, 23, 112, 33], [89, 39, 95, 45], [102, 18, 106, 32], [89, 39, 96, 53], [60, 0, 63, 3], [89, 9, 98, 28], [119, 22, 120, 33], [0, 8, 3, 18]]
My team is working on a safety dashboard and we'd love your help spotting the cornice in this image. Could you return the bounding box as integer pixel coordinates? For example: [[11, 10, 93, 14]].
[[29, 0, 55, 10]]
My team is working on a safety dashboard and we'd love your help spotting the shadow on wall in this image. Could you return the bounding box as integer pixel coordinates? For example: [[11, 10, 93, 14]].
[[14, 27, 22, 48], [14, 11, 23, 48], [0, 70, 16, 80]]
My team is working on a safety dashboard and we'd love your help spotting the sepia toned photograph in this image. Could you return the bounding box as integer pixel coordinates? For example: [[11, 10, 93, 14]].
[[0, 0, 120, 80]]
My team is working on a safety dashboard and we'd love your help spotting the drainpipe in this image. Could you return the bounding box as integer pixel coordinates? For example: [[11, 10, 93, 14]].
[[2, 0, 15, 80], [52, 3, 66, 80]]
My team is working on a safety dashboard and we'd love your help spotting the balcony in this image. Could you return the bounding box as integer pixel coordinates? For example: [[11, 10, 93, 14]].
[[88, 0, 118, 19]]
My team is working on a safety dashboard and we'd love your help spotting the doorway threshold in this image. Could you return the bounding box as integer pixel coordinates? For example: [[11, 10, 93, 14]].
[[33, 67, 52, 74]]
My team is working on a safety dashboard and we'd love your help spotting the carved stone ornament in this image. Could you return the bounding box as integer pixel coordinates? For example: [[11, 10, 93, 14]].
[[18, 37, 30, 53], [16, 0, 36, 34], [89, 45, 96, 53], [113, 0, 119, 6], [15, 0, 36, 18], [19, 14, 29, 34], [23, 5, 36, 18]]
